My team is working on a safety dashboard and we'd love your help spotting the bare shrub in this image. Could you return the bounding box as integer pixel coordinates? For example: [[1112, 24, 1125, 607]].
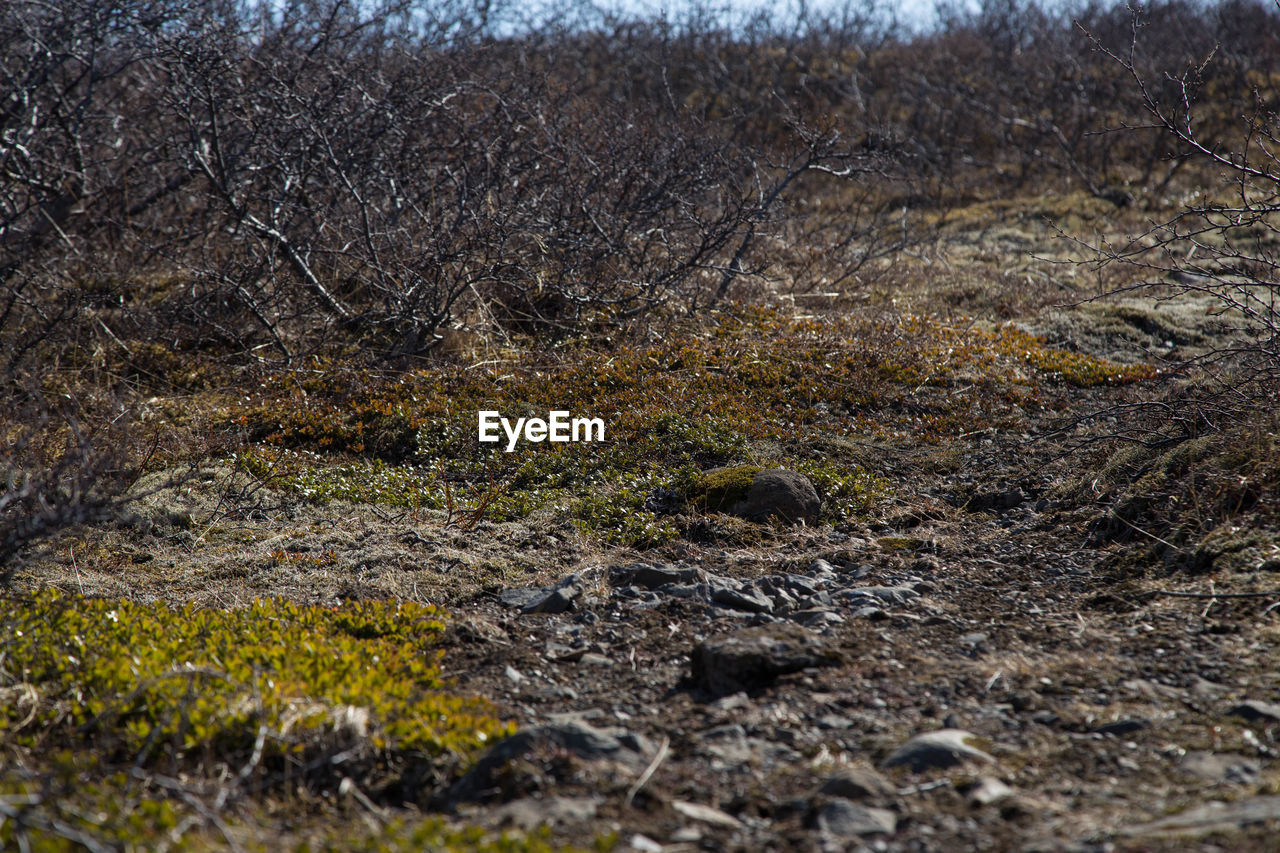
[[1070, 3, 1280, 445]]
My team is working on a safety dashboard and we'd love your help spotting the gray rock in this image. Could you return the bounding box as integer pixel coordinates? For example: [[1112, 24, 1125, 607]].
[[710, 582, 775, 614], [815, 800, 898, 837], [1228, 699, 1280, 723], [1180, 751, 1261, 785], [522, 573, 586, 614], [691, 623, 841, 697], [846, 585, 920, 606], [498, 587, 549, 609], [489, 796, 601, 829], [791, 608, 846, 629], [882, 729, 996, 772], [609, 563, 704, 589], [1092, 718, 1149, 736], [1121, 796, 1280, 838], [968, 777, 1015, 807], [782, 573, 822, 596], [450, 720, 650, 803], [808, 558, 838, 577], [820, 767, 896, 801], [730, 468, 822, 524], [699, 724, 799, 767]]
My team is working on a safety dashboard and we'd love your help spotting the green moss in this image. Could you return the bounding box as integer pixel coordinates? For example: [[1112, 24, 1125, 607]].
[[687, 465, 762, 513], [1, 591, 509, 778], [877, 536, 927, 552], [307, 818, 616, 852]]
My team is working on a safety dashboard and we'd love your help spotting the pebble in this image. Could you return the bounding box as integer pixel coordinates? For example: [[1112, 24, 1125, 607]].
[[1228, 699, 1280, 723], [489, 796, 600, 829], [1180, 751, 1261, 785], [819, 767, 896, 801], [815, 799, 898, 837], [882, 729, 997, 772], [968, 776, 1015, 807]]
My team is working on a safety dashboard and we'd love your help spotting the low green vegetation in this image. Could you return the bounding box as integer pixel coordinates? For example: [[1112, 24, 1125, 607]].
[[224, 309, 1151, 546], [0, 592, 513, 850]]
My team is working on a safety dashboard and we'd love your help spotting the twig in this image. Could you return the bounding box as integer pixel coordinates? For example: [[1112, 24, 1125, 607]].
[[1153, 589, 1280, 600], [625, 735, 670, 807]]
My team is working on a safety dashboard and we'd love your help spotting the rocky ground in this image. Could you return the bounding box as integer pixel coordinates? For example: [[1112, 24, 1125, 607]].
[[8, 246, 1280, 852], [427, 432, 1280, 852]]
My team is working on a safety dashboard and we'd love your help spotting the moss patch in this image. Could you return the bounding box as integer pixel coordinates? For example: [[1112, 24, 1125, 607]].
[[686, 465, 762, 513]]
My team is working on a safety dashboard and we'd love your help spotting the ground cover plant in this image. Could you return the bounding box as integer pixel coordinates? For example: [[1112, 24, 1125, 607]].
[[4, 0, 1280, 850]]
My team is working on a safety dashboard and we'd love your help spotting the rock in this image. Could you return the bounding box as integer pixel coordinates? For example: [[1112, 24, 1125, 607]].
[[489, 796, 601, 829], [1180, 751, 1261, 785], [504, 665, 525, 684], [710, 582, 774, 614], [815, 799, 898, 837], [732, 468, 822, 523], [845, 585, 919, 606], [450, 720, 651, 803], [522, 573, 586, 614], [808, 558, 838, 576], [689, 465, 820, 523], [691, 623, 841, 697], [699, 724, 799, 767], [627, 834, 664, 852], [1228, 699, 1280, 723], [968, 777, 1015, 807], [609, 563, 704, 589], [882, 729, 996, 772], [498, 587, 549, 609], [1121, 796, 1280, 838], [1092, 718, 1149, 736], [819, 767, 896, 801], [672, 799, 742, 828], [791, 608, 845, 629]]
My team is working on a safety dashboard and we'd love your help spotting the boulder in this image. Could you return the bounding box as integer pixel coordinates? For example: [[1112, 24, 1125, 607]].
[[690, 466, 821, 524]]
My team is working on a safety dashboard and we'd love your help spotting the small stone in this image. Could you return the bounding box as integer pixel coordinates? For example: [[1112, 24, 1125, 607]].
[[1228, 700, 1280, 723], [498, 587, 548, 609], [691, 623, 841, 697], [846, 585, 919, 606], [627, 834, 664, 852], [522, 573, 586, 614], [490, 796, 600, 829], [672, 799, 742, 828], [815, 799, 898, 837], [504, 665, 525, 684], [792, 608, 846, 629], [808, 559, 838, 576], [1181, 752, 1262, 785], [819, 767, 896, 801], [710, 583, 774, 614], [969, 777, 1015, 807], [882, 729, 996, 772], [1093, 718, 1149, 736], [579, 652, 612, 666]]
